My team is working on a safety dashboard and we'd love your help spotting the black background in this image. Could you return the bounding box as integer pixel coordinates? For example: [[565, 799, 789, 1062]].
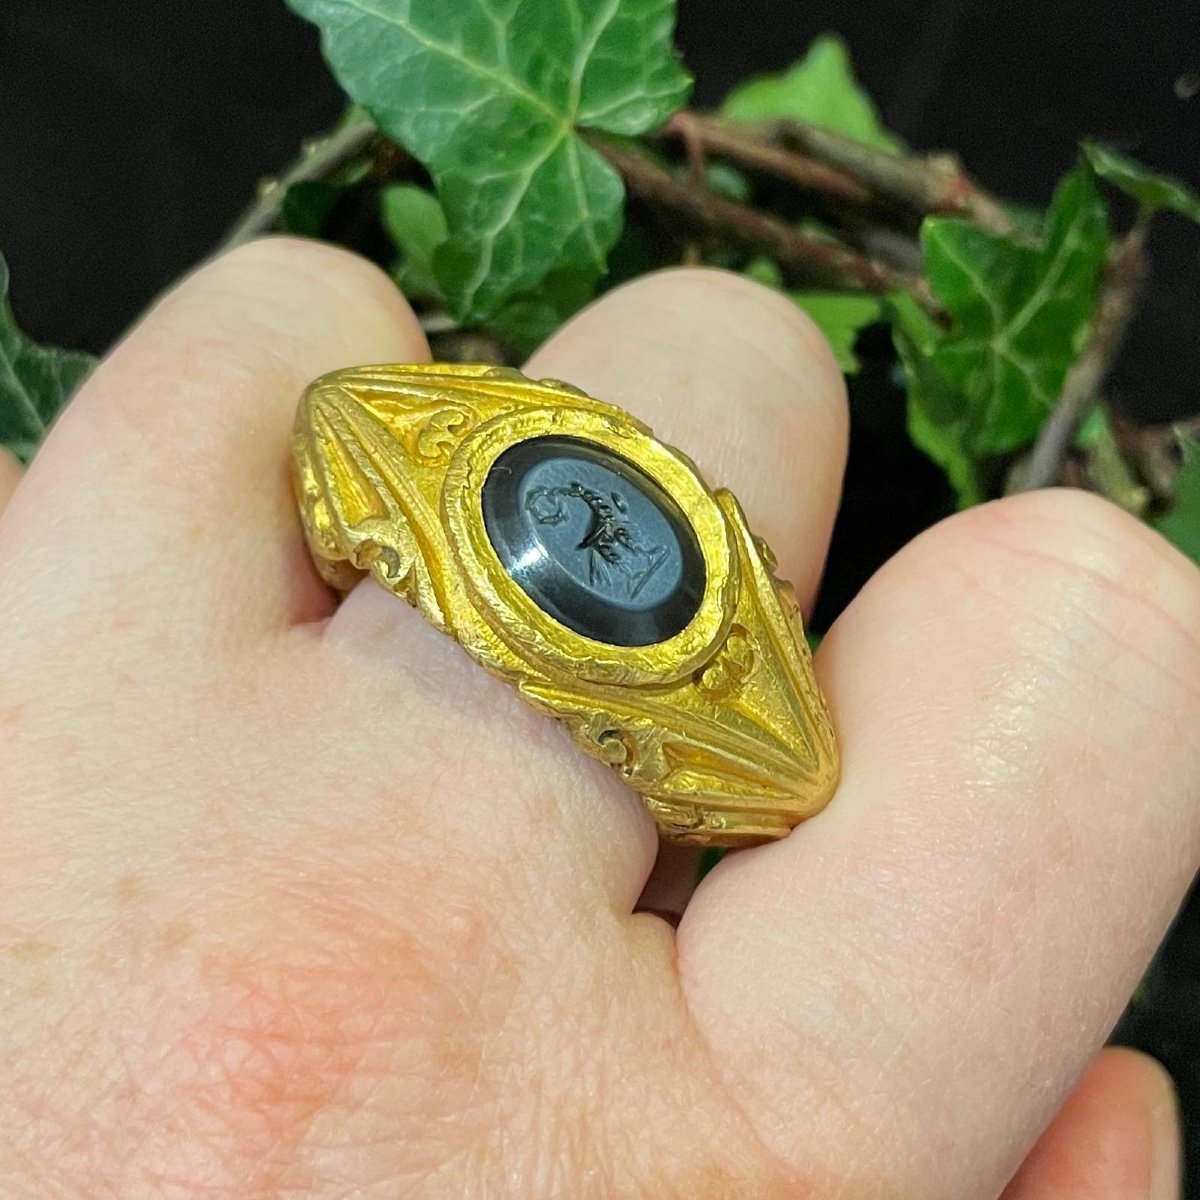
[[4, 0, 1200, 1189], [4, 1, 1199, 419]]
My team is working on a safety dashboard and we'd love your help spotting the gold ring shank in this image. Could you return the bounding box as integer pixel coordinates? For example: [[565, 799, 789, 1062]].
[[292, 363, 838, 847]]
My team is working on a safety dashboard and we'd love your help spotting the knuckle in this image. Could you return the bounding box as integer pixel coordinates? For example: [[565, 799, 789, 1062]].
[[963, 488, 1200, 628], [912, 489, 1200, 719], [610, 267, 848, 475], [638, 265, 846, 385], [214, 234, 397, 309], [162, 234, 417, 359], [71, 236, 420, 457]]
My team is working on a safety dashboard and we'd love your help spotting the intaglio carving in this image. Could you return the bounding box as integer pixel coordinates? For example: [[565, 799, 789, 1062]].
[[293, 363, 839, 846]]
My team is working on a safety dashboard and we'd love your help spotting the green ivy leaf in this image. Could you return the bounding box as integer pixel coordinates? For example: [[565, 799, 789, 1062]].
[[743, 257, 879, 374], [922, 160, 1110, 457], [280, 181, 344, 237], [287, 0, 691, 323], [1006, 201, 1046, 238], [381, 183, 450, 303], [790, 292, 881, 374], [603, 220, 659, 290], [1074, 404, 1108, 448], [888, 290, 983, 509], [0, 254, 94, 462], [704, 161, 751, 203], [1154, 437, 1200, 567], [485, 267, 597, 356], [1077, 407, 1150, 515], [281, 158, 371, 237], [380, 183, 595, 353], [1084, 143, 1200, 223], [742, 256, 783, 288], [721, 34, 901, 151], [696, 847, 725, 881]]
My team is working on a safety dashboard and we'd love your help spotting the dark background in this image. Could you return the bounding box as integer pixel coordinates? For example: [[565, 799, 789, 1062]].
[[4, 0, 1200, 396], [4, 0, 1200, 1189]]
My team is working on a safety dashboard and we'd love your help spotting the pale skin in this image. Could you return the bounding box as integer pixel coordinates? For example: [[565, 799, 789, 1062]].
[[0, 239, 1195, 1199]]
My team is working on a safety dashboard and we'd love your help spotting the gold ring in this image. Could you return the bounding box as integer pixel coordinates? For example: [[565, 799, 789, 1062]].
[[292, 363, 838, 846]]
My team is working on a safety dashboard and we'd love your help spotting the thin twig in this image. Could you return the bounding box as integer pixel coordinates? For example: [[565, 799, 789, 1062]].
[[685, 114, 1016, 237], [849, 224, 924, 275], [773, 119, 1017, 235], [593, 136, 936, 309], [664, 115, 931, 275], [1014, 220, 1149, 493], [666, 113, 871, 207], [419, 311, 460, 334], [220, 113, 378, 250], [672, 114, 709, 265]]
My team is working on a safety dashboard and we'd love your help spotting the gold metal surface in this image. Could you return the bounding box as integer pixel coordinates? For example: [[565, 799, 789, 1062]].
[[292, 363, 839, 846]]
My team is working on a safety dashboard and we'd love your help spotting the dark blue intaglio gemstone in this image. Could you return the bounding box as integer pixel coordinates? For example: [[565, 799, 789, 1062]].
[[481, 436, 705, 647]]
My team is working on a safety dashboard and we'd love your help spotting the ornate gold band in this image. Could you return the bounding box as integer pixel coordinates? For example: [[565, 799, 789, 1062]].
[[292, 363, 838, 846]]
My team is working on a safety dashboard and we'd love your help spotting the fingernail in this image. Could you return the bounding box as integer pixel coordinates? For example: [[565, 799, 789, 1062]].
[[1149, 1068, 1181, 1200]]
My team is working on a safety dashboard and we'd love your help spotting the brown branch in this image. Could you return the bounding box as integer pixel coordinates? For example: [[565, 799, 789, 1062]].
[[850, 224, 924, 275], [593, 137, 936, 308], [1013, 222, 1148, 493], [667, 113, 871, 207], [773, 120, 1017, 235], [662, 115, 929, 276], [680, 114, 1016, 237], [220, 112, 379, 250], [672, 113, 708, 266]]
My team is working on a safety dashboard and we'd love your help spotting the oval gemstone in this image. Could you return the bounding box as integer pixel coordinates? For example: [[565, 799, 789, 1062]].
[[481, 436, 705, 646]]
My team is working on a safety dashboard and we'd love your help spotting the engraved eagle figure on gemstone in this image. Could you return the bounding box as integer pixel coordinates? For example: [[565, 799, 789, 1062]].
[[292, 363, 839, 846]]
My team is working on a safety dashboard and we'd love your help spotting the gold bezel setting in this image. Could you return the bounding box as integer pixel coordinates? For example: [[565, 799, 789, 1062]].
[[442, 405, 736, 687], [293, 363, 839, 846]]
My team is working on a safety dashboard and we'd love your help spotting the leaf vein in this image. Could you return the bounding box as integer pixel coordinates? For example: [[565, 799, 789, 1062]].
[[333, 0, 562, 121]]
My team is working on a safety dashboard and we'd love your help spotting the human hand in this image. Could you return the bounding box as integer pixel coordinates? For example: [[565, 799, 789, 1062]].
[[0, 239, 1194, 1198]]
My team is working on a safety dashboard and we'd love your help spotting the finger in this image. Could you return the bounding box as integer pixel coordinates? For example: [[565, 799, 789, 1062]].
[[525, 267, 847, 608], [678, 490, 1200, 1199], [0, 238, 427, 640], [325, 267, 848, 909], [1002, 1048, 1180, 1200], [0, 448, 22, 514]]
